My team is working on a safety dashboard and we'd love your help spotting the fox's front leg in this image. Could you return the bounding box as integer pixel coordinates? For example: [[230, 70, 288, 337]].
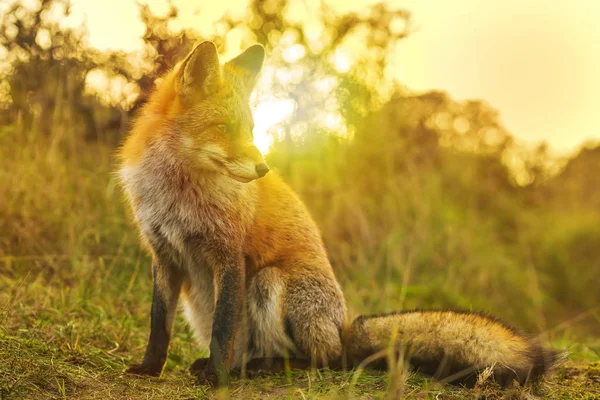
[[195, 257, 244, 387], [126, 260, 183, 376]]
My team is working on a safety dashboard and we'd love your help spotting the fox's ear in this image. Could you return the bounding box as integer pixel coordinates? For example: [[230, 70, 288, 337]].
[[226, 44, 265, 92], [177, 41, 222, 100]]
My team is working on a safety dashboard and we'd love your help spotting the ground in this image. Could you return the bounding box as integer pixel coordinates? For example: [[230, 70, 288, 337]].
[[1, 258, 599, 399], [0, 331, 599, 399]]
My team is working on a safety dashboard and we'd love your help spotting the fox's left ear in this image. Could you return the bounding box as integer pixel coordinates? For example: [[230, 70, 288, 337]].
[[177, 41, 222, 101], [226, 44, 265, 92]]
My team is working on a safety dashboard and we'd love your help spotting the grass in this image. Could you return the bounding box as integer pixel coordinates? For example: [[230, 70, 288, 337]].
[[1, 122, 599, 399], [1, 259, 599, 399]]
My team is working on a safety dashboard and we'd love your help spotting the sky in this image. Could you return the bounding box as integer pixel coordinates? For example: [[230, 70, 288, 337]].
[[69, 0, 600, 155]]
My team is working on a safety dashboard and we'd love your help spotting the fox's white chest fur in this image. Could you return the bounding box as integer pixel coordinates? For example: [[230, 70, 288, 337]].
[[120, 144, 258, 345], [121, 146, 255, 242]]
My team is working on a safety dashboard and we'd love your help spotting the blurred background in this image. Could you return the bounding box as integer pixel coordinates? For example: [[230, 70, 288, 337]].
[[1, 0, 599, 351]]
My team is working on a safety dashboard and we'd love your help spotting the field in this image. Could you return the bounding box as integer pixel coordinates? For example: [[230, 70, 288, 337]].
[[1, 0, 600, 398], [1, 120, 599, 399]]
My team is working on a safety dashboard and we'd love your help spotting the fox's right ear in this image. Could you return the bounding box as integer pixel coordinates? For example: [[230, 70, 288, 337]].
[[177, 41, 222, 100]]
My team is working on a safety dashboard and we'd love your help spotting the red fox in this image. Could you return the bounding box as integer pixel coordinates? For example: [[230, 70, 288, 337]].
[[119, 42, 558, 387]]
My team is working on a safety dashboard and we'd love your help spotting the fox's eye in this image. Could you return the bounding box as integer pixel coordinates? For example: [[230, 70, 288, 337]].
[[216, 124, 229, 133]]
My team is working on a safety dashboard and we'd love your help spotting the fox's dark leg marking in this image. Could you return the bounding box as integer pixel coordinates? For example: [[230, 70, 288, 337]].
[[126, 227, 183, 377], [195, 258, 244, 387]]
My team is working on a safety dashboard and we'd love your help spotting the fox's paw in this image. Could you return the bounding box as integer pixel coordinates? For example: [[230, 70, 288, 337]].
[[125, 362, 162, 377], [189, 358, 210, 375], [193, 369, 219, 387], [193, 367, 231, 388], [244, 358, 289, 378]]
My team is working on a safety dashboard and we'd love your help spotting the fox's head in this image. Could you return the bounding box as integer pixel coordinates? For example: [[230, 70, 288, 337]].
[[168, 41, 268, 183]]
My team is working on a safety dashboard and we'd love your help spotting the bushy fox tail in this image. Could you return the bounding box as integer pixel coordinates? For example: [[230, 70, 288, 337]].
[[341, 310, 561, 387]]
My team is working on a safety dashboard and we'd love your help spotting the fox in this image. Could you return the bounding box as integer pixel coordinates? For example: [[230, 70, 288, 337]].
[[118, 41, 558, 387]]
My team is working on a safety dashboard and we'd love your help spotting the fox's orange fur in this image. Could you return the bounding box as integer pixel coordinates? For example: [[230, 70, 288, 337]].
[[119, 42, 558, 388]]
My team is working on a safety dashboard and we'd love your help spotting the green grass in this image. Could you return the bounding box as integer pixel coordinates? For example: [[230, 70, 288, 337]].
[[1, 257, 598, 399], [1, 123, 599, 399]]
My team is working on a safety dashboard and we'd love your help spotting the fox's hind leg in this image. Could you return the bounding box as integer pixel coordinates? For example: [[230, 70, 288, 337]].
[[246, 267, 347, 370], [244, 267, 297, 361], [282, 270, 347, 367]]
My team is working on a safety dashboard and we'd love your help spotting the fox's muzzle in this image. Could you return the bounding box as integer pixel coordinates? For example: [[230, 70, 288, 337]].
[[213, 144, 269, 183]]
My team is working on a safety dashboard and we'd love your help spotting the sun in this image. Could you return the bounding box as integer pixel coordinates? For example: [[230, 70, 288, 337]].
[[252, 99, 295, 154]]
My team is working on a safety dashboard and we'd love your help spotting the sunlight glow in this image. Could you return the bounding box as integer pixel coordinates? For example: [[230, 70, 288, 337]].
[[85, 69, 139, 108], [282, 44, 306, 63], [314, 77, 338, 93], [333, 51, 351, 73], [317, 111, 348, 137], [252, 99, 296, 154], [61, 0, 600, 153]]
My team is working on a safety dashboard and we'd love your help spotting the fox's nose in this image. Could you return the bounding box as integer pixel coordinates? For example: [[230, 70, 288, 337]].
[[255, 163, 270, 178]]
